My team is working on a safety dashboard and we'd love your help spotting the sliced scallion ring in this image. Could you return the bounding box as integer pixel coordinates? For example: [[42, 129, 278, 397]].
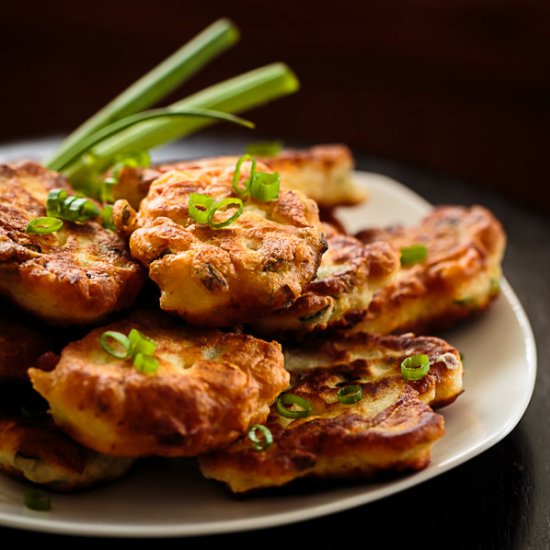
[[250, 172, 280, 201], [337, 384, 363, 405], [276, 393, 311, 419], [232, 154, 256, 196], [25, 217, 64, 235], [400, 244, 428, 266], [247, 424, 273, 451], [133, 353, 159, 375], [46, 188, 68, 217], [245, 140, 283, 157], [207, 197, 244, 229], [99, 331, 130, 359], [23, 489, 51, 512], [188, 193, 215, 224], [401, 354, 430, 381], [128, 328, 158, 357]]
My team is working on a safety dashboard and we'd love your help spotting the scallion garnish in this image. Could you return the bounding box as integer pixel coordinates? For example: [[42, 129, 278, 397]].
[[337, 384, 363, 405], [208, 198, 244, 229], [247, 424, 273, 451], [99, 329, 159, 374], [101, 204, 116, 230], [249, 171, 280, 202], [188, 193, 215, 225], [188, 194, 244, 229], [401, 354, 430, 381], [23, 489, 51, 512], [276, 393, 312, 419], [48, 19, 240, 172], [25, 217, 64, 235], [400, 244, 428, 266], [45, 189, 100, 223], [245, 140, 283, 157], [100, 331, 130, 359], [232, 154, 256, 196]]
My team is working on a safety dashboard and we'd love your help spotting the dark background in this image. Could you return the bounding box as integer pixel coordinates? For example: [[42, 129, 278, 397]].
[[1, 0, 548, 210]]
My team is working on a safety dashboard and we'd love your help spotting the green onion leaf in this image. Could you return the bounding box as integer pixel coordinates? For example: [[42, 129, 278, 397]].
[[25, 217, 64, 235], [232, 154, 256, 196], [250, 172, 280, 202], [276, 393, 311, 419], [188, 193, 215, 224], [62, 63, 299, 187], [337, 384, 363, 405], [401, 354, 430, 381], [55, 108, 253, 176], [133, 353, 159, 375], [245, 140, 283, 157], [100, 331, 130, 359], [23, 489, 51, 512], [247, 424, 273, 451], [207, 197, 244, 229], [400, 244, 428, 266], [48, 19, 240, 171]]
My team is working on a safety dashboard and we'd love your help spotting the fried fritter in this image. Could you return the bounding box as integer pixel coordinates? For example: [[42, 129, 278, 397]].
[[114, 158, 327, 327], [112, 144, 366, 210], [258, 144, 367, 209], [29, 312, 289, 457], [251, 224, 399, 336], [0, 162, 145, 324], [0, 386, 133, 492], [353, 205, 506, 335], [0, 300, 54, 382], [199, 332, 462, 493]]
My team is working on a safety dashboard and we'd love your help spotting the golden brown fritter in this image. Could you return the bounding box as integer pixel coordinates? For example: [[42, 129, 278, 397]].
[[29, 312, 289, 457], [114, 158, 327, 327], [199, 332, 462, 493], [259, 144, 367, 209], [112, 144, 366, 210], [353, 205, 506, 335], [0, 161, 145, 325], [251, 224, 399, 336], [0, 386, 133, 492]]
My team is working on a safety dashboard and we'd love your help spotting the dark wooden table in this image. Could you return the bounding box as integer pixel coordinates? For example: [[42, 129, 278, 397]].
[[1, 135, 548, 549]]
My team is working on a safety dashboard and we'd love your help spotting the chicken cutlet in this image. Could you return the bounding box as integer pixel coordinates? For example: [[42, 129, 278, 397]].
[[0, 161, 145, 324], [352, 205, 506, 335], [29, 311, 289, 457], [199, 332, 462, 493], [250, 223, 399, 337], [113, 158, 327, 327], [0, 385, 133, 492], [112, 144, 366, 210]]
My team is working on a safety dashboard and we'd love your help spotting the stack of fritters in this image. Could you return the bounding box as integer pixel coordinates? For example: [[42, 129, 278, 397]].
[[0, 145, 506, 497]]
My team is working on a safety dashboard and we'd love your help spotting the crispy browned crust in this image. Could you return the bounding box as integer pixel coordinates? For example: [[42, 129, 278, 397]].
[[114, 158, 327, 327], [113, 145, 366, 210], [0, 387, 133, 492], [251, 223, 399, 336], [353, 205, 506, 335], [0, 161, 146, 324], [199, 332, 460, 493], [28, 312, 289, 457]]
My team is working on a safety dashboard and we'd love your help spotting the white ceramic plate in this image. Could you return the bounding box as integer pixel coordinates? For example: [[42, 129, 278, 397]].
[[0, 171, 537, 537]]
